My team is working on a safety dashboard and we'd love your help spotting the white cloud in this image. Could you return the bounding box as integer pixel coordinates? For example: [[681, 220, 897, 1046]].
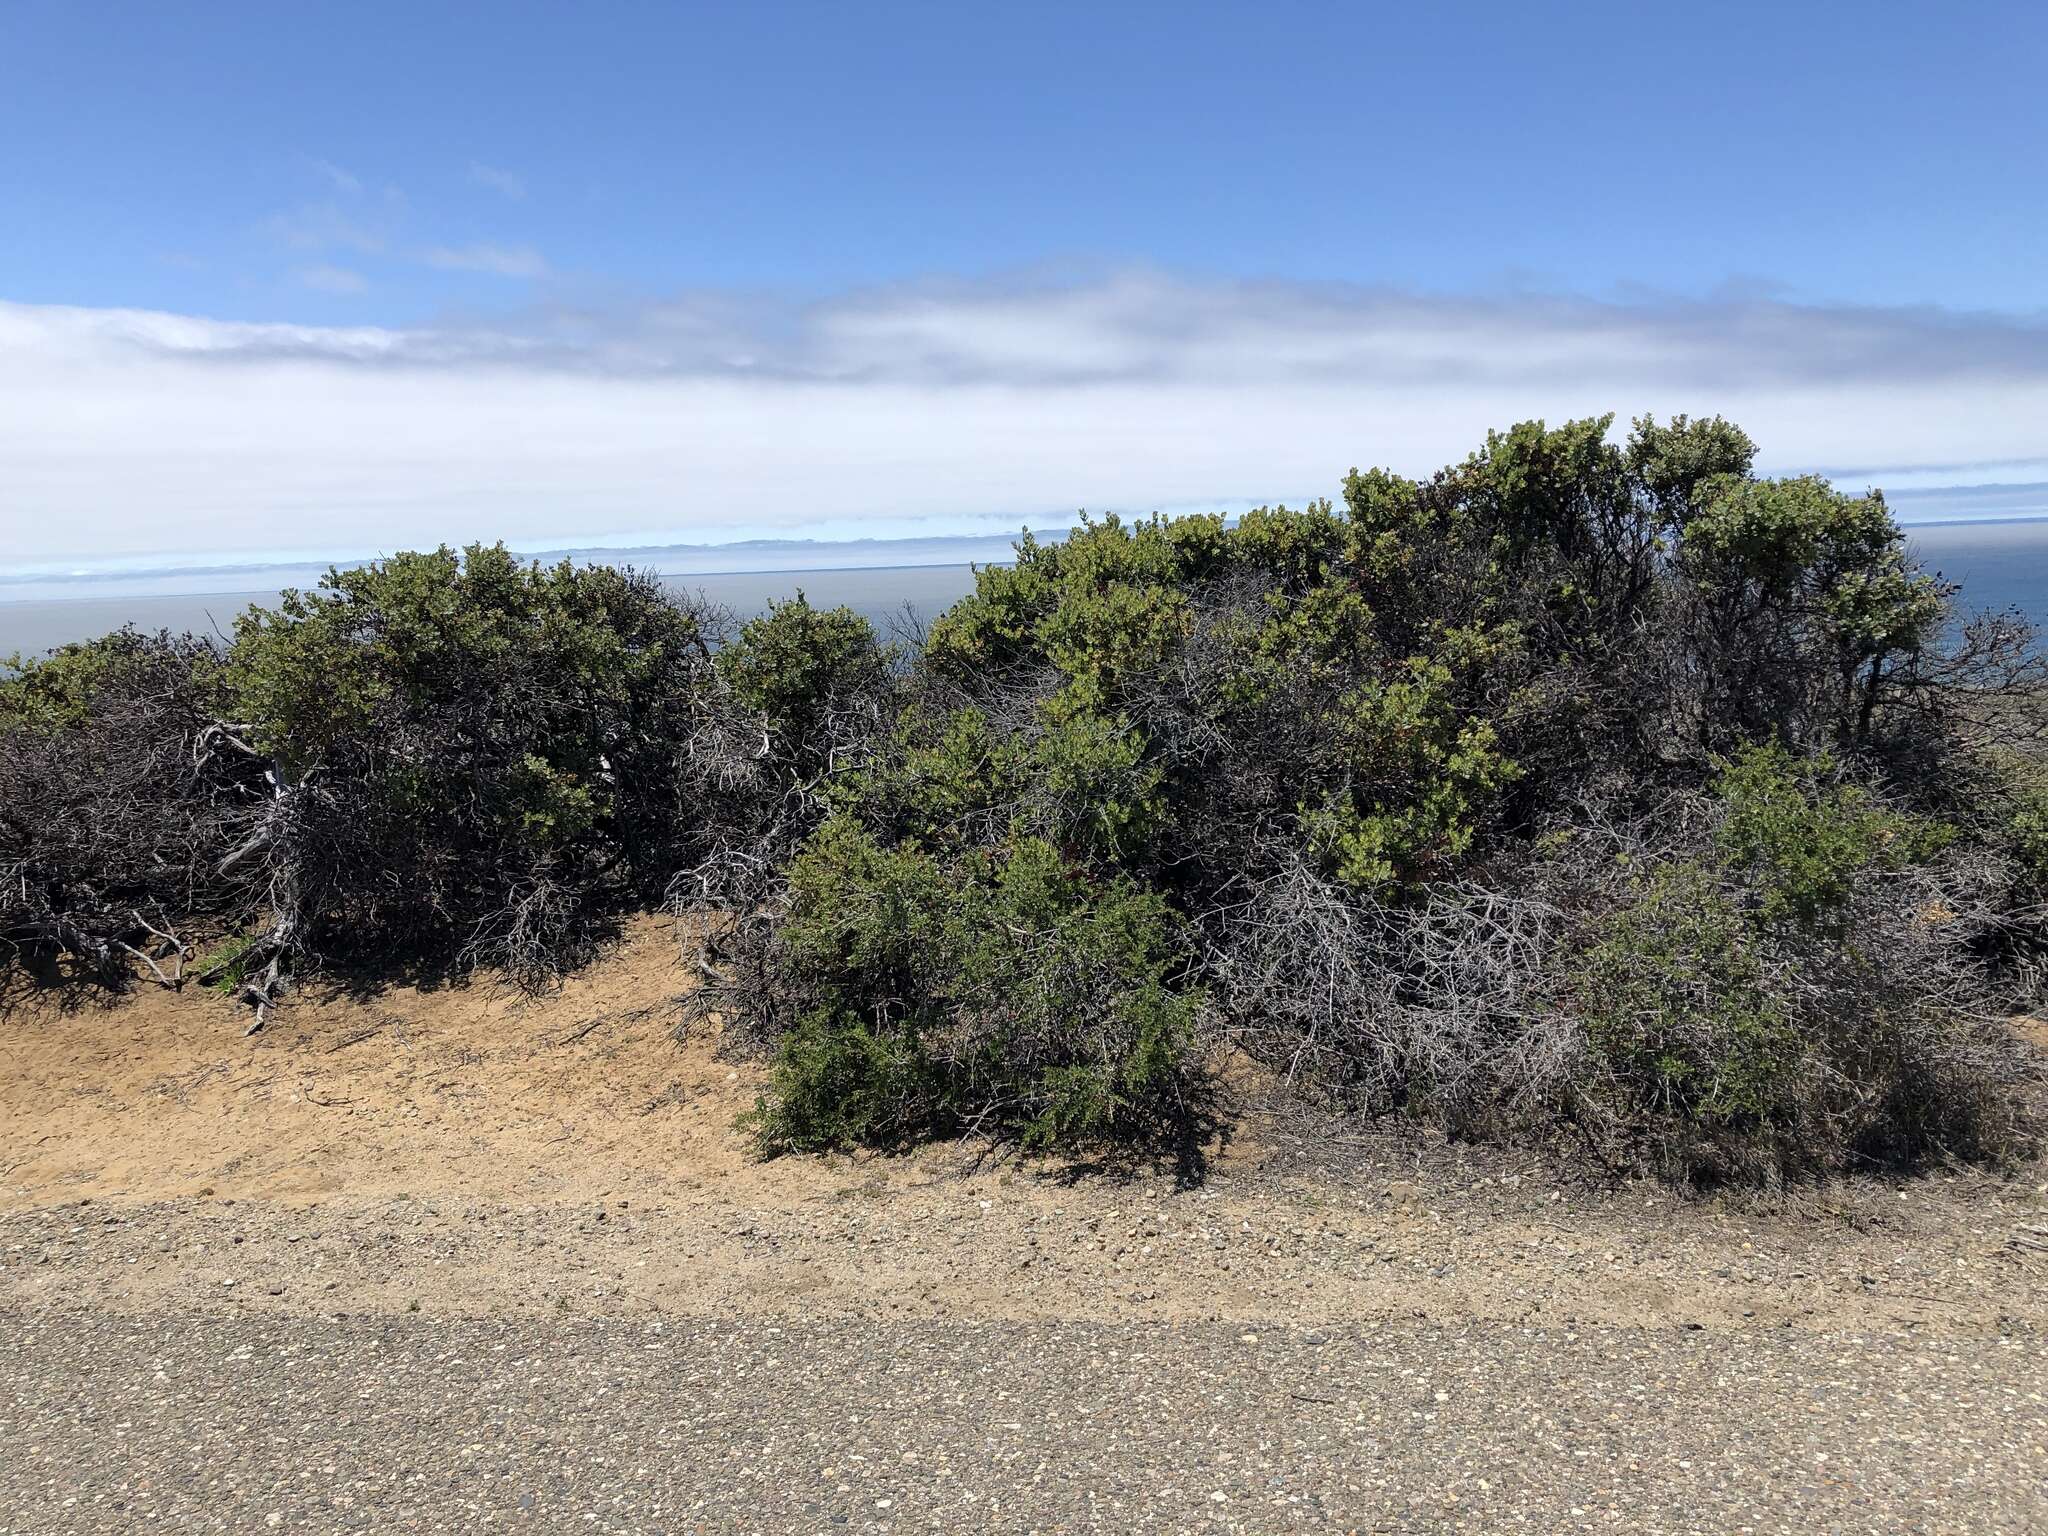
[[267, 200, 388, 255], [297, 264, 369, 296], [421, 243, 549, 278], [469, 161, 526, 200], [308, 158, 363, 195], [1, 275, 2044, 575]]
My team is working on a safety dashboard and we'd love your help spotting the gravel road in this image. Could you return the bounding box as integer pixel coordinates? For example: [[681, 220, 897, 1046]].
[[3, 1308, 2042, 1535], [8, 969, 2045, 1534]]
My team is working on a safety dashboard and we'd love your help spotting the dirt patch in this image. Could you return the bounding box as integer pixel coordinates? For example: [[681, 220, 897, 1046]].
[[1, 916, 777, 1210], [5, 922, 2047, 1336]]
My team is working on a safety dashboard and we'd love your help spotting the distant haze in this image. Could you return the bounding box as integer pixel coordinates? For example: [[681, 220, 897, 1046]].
[[6, 520, 2045, 662]]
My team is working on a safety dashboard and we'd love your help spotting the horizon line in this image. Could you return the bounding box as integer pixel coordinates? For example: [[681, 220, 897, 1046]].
[[4, 511, 2046, 605]]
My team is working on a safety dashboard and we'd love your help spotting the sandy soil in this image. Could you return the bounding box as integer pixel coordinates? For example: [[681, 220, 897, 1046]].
[[5, 917, 2046, 1336]]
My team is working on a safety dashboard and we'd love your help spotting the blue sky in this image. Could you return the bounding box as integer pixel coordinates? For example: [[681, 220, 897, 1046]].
[[2, 0, 2046, 578]]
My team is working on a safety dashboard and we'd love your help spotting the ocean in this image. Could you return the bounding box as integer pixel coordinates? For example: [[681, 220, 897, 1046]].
[[2, 520, 2043, 660], [1902, 519, 2048, 629], [0, 563, 990, 661]]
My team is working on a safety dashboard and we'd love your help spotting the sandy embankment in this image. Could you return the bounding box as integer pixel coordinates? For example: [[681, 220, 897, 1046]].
[[4, 916, 2045, 1335]]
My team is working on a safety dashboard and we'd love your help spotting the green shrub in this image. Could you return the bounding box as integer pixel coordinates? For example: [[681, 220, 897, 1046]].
[[1303, 653, 1523, 893], [719, 414, 2039, 1172], [1572, 766, 2016, 1182], [1579, 861, 1807, 1141], [717, 595, 893, 777], [16, 412, 2039, 1184], [746, 819, 1203, 1151], [1, 631, 249, 987], [2012, 792, 2048, 899], [1712, 742, 1954, 935], [1975, 748, 2048, 901], [1, 630, 222, 738], [218, 544, 716, 982], [750, 1009, 947, 1153]]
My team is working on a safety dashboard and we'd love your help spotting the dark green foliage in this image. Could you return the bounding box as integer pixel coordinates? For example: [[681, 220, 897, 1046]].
[[745, 819, 1202, 1151], [12, 414, 2042, 1185], [666, 591, 899, 938], [1, 547, 734, 1004], [1711, 742, 1953, 935], [717, 595, 892, 774], [2012, 779, 2048, 895], [217, 544, 719, 986], [754, 1010, 947, 1153], [1581, 861, 1801, 1131], [2, 631, 191, 737], [1, 630, 253, 989], [228, 544, 710, 845], [1973, 748, 2048, 900], [1573, 763, 2016, 1183], [728, 413, 2039, 1171]]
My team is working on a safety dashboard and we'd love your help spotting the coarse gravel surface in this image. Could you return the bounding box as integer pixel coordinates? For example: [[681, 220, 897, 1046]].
[[5, 922, 2047, 1533], [4, 1308, 2044, 1535]]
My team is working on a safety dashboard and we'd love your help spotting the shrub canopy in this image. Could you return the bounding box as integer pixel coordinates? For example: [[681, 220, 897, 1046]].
[[219, 545, 719, 984], [699, 413, 2044, 1177], [6, 416, 2043, 1181]]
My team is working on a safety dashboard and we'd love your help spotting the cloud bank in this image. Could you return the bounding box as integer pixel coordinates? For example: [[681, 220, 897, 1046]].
[[3, 273, 2046, 577]]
